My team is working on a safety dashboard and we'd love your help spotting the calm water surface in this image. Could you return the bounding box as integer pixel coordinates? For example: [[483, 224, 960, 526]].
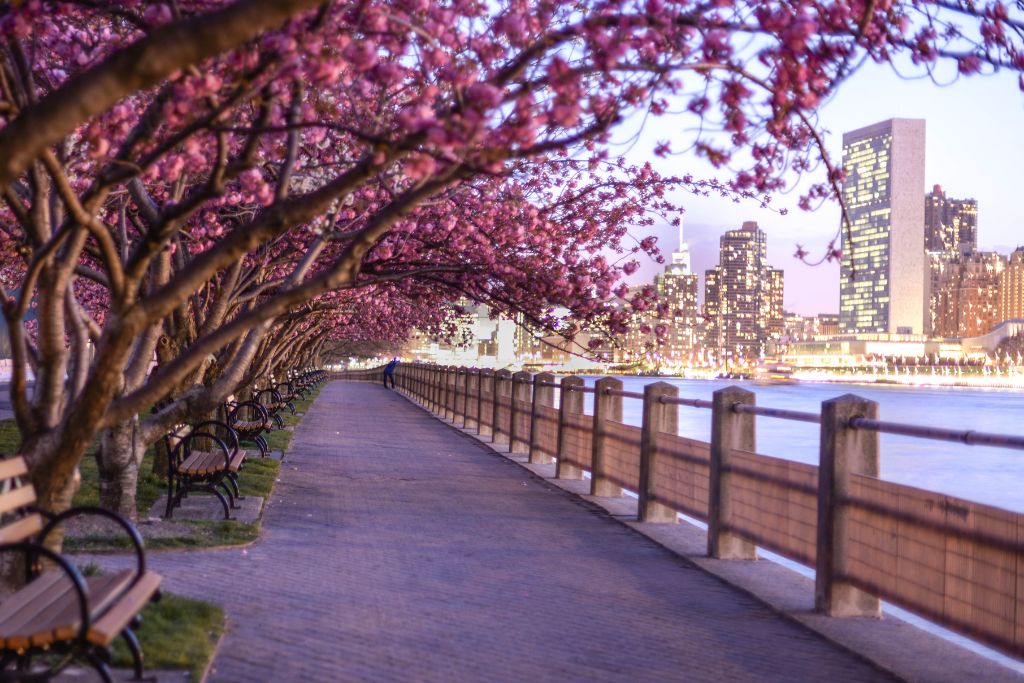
[[571, 376, 1024, 513]]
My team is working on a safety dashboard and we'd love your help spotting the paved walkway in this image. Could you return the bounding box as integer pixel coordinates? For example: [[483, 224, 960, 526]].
[[128, 382, 898, 682]]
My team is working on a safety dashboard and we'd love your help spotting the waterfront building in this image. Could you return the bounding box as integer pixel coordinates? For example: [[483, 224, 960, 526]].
[[839, 118, 926, 335], [817, 313, 840, 337], [931, 251, 1006, 338], [1000, 247, 1024, 322], [654, 221, 700, 364], [703, 221, 785, 361], [924, 184, 978, 254]]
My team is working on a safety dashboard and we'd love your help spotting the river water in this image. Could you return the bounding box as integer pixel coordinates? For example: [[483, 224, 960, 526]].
[[571, 376, 1024, 514]]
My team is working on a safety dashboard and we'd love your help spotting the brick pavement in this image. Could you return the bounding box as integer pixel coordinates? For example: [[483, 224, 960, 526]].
[[120, 382, 899, 682]]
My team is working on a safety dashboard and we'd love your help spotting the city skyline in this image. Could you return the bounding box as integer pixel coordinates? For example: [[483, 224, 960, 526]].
[[626, 60, 1024, 316]]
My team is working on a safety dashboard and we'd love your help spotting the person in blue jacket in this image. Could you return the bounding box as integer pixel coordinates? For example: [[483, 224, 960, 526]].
[[383, 358, 398, 388]]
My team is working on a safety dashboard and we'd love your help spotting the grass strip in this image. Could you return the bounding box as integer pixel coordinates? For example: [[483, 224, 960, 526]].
[[109, 593, 225, 680]]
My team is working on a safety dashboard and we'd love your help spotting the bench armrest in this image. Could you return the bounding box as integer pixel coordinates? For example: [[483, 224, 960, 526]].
[[0, 541, 92, 645], [228, 401, 270, 427], [191, 419, 240, 454], [36, 506, 147, 581]]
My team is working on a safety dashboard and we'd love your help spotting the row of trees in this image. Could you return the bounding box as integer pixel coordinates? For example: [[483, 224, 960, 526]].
[[0, 0, 1019, 534]]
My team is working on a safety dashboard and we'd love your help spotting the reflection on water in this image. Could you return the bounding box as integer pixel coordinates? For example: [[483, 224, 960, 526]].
[[572, 376, 1024, 513]]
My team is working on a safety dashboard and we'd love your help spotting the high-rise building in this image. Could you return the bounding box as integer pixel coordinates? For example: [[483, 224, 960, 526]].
[[839, 118, 926, 335], [654, 221, 700, 363], [1000, 247, 1024, 322], [924, 184, 978, 254], [932, 251, 1006, 338], [703, 221, 784, 360]]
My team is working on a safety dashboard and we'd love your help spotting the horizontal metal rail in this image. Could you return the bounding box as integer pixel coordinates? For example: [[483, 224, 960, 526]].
[[732, 404, 821, 424], [849, 417, 1024, 450], [604, 388, 644, 399], [405, 367, 1024, 451], [661, 396, 713, 409]]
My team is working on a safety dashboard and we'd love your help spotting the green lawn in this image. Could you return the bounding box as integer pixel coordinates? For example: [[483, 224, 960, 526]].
[[110, 593, 225, 679]]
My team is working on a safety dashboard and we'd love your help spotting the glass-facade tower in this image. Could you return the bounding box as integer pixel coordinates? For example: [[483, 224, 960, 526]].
[[839, 119, 926, 335]]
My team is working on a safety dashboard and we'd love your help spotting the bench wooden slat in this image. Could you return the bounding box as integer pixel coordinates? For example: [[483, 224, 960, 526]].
[[27, 572, 127, 648], [0, 457, 28, 481], [0, 484, 36, 516], [0, 513, 44, 544], [0, 572, 66, 648], [47, 571, 135, 646], [228, 450, 246, 473], [0, 572, 75, 650], [87, 571, 162, 646]]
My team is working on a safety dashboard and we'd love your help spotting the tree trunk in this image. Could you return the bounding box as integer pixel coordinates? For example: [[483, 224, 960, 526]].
[[96, 416, 145, 522]]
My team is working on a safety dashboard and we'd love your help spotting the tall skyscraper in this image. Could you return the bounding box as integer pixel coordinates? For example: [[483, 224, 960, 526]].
[[655, 220, 699, 362], [839, 118, 926, 335], [925, 184, 978, 254], [1000, 247, 1024, 322], [703, 221, 784, 360], [931, 251, 1005, 338]]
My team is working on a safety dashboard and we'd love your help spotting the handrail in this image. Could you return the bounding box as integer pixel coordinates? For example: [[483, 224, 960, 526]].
[[660, 396, 713, 409], [732, 403, 821, 424], [849, 417, 1024, 450], [604, 388, 644, 399]]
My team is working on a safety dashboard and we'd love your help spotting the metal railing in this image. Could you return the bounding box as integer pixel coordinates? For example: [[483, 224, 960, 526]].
[[339, 363, 1024, 660]]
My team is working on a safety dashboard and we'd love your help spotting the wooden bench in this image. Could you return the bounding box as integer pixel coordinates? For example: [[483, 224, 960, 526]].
[[225, 401, 272, 458], [0, 456, 162, 681], [254, 388, 290, 429], [163, 420, 246, 520]]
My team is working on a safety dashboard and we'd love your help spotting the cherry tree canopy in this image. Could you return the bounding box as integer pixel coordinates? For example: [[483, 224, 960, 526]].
[[0, 0, 1020, 516]]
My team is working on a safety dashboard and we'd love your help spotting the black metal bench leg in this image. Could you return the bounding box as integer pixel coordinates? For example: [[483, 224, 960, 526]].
[[85, 652, 114, 683], [206, 484, 231, 519], [217, 480, 239, 509], [255, 434, 269, 457], [164, 477, 177, 519], [122, 624, 145, 680], [227, 472, 242, 500]]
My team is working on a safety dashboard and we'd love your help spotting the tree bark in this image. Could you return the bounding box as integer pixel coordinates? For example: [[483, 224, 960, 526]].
[[95, 416, 145, 521]]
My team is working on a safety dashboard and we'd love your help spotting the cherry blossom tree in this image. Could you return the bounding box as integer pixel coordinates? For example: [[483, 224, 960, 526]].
[[0, 0, 1020, 527]]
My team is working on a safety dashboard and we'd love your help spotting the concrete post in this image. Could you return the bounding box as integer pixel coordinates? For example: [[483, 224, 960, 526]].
[[815, 394, 881, 618], [510, 371, 533, 453], [434, 366, 444, 414], [454, 368, 466, 426], [556, 376, 585, 479], [492, 369, 512, 444], [708, 386, 758, 560], [464, 369, 477, 430], [590, 377, 623, 497], [639, 382, 679, 523], [462, 368, 473, 425], [478, 370, 494, 437], [438, 367, 448, 419], [428, 366, 437, 411], [448, 367, 458, 421], [530, 373, 556, 464]]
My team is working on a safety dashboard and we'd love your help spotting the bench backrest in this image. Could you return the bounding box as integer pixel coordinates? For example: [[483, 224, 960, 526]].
[[0, 457, 43, 544]]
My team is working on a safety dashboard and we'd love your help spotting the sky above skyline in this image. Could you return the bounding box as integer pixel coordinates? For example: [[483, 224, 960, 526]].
[[624, 60, 1024, 316]]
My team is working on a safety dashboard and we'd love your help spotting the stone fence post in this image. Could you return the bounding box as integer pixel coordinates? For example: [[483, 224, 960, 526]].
[[590, 377, 623, 497], [478, 369, 494, 438], [708, 386, 757, 560], [510, 371, 533, 453], [815, 394, 881, 617], [492, 369, 512, 444], [530, 373, 556, 464], [556, 376, 585, 479], [639, 382, 679, 523]]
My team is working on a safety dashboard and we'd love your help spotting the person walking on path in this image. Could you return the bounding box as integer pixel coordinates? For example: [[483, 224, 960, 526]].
[[383, 358, 398, 388]]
